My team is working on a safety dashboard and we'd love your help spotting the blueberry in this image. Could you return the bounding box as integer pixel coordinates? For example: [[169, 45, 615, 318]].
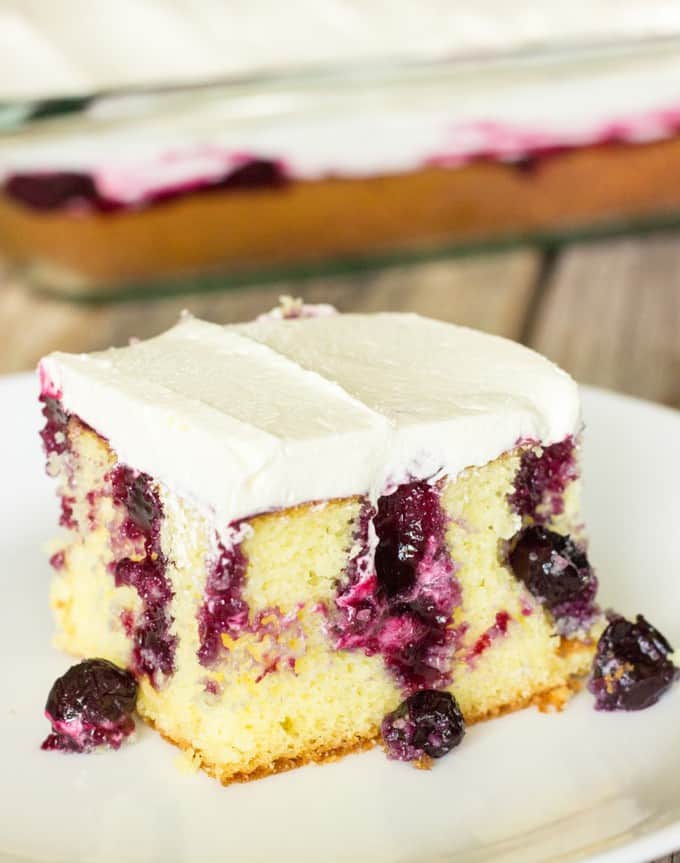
[[508, 526, 596, 610], [220, 159, 285, 190], [46, 659, 137, 726], [7, 172, 100, 211], [589, 614, 678, 711], [374, 540, 417, 598], [112, 467, 160, 535], [374, 481, 444, 599], [39, 396, 70, 456], [510, 439, 576, 520], [381, 689, 465, 761]]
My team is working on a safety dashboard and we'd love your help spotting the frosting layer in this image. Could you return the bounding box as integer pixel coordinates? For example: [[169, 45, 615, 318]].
[[4, 42, 680, 205], [4, 1, 680, 100], [40, 313, 580, 525]]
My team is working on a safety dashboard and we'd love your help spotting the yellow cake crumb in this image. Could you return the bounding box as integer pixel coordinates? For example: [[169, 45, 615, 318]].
[[48, 421, 600, 784]]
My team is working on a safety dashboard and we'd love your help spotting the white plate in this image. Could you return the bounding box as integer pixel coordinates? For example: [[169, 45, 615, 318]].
[[1, 374, 679, 863]]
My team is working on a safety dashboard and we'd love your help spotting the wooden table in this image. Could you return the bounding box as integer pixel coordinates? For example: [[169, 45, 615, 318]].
[[2, 232, 679, 863], [4, 231, 680, 416]]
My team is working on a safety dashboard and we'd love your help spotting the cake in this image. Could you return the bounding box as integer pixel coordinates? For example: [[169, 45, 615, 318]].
[[5, 3, 680, 296], [38, 308, 604, 781]]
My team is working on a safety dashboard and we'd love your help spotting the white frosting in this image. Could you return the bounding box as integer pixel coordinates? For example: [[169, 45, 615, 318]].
[[4, 42, 680, 200], [3, 1, 680, 100], [40, 313, 580, 527]]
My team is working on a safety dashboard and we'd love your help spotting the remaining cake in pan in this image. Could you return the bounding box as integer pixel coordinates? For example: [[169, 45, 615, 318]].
[[39, 309, 602, 782], [6, 2, 680, 295]]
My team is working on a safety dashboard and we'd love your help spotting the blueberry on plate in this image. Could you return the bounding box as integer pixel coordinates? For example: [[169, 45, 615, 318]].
[[381, 689, 465, 762], [588, 614, 678, 711], [42, 658, 138, 752]]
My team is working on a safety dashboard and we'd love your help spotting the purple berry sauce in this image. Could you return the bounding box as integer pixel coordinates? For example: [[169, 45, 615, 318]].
[[510, 438, 577, 522], [59, 496, 77, 530], [41, 659, 137, 753], [466, 611, 511, 664], [204, 678, 221, 696], [197, 531, 249, 667], [196, 527, 308, 677], [508, 525, 599, 635], [39, 395, 70, 457], [49, 550, 66, 571], [6, 159, 287, 214], [120, 609, 135, 638], [381, 689, 465, 762], [110, 466, 176, 685], [333, 480, 463, 694], [39, 394, 79, 530], [588, 614, 678, 711]]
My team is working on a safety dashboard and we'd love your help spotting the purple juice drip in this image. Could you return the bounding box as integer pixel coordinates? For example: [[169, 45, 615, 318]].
[[333, 481, 463, 693], [510, 438, 577, 522], [111, 466, 176, 685], [39, 396, 70, 456], [466, 610, 511, 663], [39, 394, 78, 530], [196, 530, 311, 674], [49, 550, 66, 570], [197, 533, 249, 667], [59, 496, 77, 530]]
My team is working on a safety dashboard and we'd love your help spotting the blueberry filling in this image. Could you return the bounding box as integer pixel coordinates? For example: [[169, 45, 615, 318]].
[[39, 395, 79, 529], [508, 525, 598, 633], [49, 550, 65, 570], [115, 472, 159, 535], [6, 159, 287, 214], [39, 395, 70, 457], [41, 659, 137, 753], [467, 611, 511, 663], [197, 529, 309, 676], [374, 480, 443, 600], [588, 614, 678, 711], [197, 533, 249, 667], [111, 466, 176, 685], [39, 398, 177, 686], [333, 481, 463, 693], [510, 438, 577, 522], [382, 689, 465, 761]]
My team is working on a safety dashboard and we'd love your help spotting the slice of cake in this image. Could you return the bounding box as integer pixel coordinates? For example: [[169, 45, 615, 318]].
[[39, 309, 602, 782]]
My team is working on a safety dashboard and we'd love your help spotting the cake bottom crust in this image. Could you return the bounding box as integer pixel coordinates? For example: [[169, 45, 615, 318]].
[[140, 655, 591, 786]]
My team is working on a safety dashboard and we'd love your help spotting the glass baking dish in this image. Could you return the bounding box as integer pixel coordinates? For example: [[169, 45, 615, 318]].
[[3, 34, 680, 300]]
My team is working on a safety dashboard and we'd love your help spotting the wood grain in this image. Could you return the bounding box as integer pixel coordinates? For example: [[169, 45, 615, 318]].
[[528, 233, 680, 410], [0, 248, 539, 373]]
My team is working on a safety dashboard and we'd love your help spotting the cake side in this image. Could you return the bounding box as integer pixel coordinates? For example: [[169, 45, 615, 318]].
[[46, 411, 600, 783]]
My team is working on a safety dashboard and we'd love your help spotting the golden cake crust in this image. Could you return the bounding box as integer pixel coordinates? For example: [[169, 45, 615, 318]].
[[141, 662, 590, 786]]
